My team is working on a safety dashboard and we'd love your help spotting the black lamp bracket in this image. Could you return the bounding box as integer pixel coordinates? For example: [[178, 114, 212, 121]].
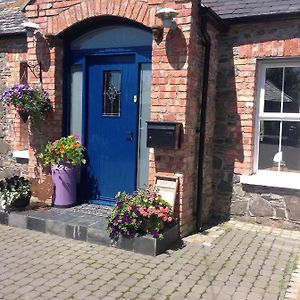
[[21, 60, 42, 83]]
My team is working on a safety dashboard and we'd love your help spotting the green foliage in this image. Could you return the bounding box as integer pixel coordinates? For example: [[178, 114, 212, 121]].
[[0, 176, 31, 210], [39, 135, 86, 167]]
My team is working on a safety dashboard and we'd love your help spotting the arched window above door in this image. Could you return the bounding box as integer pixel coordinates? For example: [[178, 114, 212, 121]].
[[70, 25, 152, 50]]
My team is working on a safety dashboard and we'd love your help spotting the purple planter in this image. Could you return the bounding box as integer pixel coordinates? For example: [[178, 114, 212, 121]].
[[51, 164, 77, 208]]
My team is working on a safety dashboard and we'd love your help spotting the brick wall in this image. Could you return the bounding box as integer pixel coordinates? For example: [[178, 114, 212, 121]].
[[25, 0, 206, 236], [0, 36, 28, 179], [213, 19, 300, 222]]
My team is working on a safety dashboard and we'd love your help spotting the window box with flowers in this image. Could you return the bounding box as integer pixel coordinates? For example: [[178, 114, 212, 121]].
[[39, 135, 86, 208], [107, 187, 180, 255], [0, 84, 51, 126]]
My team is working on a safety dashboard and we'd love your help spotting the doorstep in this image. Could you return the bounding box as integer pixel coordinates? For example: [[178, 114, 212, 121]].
[[0, 204, 180, 256]]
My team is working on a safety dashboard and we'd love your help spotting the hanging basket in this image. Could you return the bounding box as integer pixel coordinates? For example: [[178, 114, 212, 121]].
[[18, 110, 30, 123]]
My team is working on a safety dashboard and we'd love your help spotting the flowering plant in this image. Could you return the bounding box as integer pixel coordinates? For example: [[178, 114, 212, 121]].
[[107, 187, 175, 240], [0, 176, 31, 211], [0, 83, 51, 125], [39, 135, 86, 166]]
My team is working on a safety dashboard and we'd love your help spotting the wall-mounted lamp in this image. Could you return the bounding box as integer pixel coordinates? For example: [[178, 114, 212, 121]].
[[21, 22, 42, 83], [155, 8, 179, 30], [22, 21, 40, 37]]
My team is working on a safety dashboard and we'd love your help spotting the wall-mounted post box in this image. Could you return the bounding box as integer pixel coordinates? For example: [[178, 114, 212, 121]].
[[147, 121, 182, 150]]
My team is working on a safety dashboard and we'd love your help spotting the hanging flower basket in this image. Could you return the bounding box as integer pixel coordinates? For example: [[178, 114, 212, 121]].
[[0, 84, 51, 126]]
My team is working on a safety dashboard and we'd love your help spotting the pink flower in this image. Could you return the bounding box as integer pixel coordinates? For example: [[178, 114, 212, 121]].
[[168, 217, 173, 222], [163, 216, 168, 222]]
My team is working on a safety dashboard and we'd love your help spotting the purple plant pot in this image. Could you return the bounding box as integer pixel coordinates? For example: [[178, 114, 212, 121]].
[[51, 164, 77, 208]]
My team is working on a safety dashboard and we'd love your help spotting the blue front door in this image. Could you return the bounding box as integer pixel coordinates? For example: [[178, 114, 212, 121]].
[[83, 54, 139, 205]]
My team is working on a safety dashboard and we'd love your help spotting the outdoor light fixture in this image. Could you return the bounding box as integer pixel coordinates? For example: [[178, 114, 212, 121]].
[[21, 22, 42, 83], [21, 21, 40, 37], [155, 8, 179, 30]]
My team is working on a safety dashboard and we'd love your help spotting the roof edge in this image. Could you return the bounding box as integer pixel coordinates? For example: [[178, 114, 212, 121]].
[[0, 31, 26, 38], [200, 6, 229, 32], [226, 11, 300, 24]]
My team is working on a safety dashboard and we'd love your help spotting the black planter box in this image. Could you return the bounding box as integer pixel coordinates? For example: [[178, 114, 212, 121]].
[[11, 195, 31, 209], [115, 224, 180, 256]]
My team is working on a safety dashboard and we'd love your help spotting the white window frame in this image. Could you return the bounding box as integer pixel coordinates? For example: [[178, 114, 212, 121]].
[[241, 59, 300, 189]]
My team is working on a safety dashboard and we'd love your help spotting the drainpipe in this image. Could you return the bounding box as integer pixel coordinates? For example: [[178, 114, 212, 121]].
[[196, 4, 211, 232]]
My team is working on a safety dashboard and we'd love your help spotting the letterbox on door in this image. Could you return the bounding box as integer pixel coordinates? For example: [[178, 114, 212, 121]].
[[146, 121, 181, 150]]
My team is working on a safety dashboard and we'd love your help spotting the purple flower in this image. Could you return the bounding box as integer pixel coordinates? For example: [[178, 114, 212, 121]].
[[152, 230, 159, 239], [113, 216, 119, 225], [128, 229, 136, 238]]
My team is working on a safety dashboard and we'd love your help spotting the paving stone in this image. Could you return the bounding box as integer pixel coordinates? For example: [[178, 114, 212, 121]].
[[0, 221, 300, 300]]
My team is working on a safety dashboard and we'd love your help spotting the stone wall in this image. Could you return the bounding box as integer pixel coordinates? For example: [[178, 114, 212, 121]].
[[232, 175, 300, 224], [212, 18, 300, 222], [0, 36, 28, 179]]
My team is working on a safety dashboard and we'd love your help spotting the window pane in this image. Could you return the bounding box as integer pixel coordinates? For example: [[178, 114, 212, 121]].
[[137, 63, 151, 188], [70, 65, 83, 140], [283, 67, 300, 113], [281, 122, 300, 172], [258, 121, 280, 170], [103, 71, 121, 116], [264, 68, 283, 113]]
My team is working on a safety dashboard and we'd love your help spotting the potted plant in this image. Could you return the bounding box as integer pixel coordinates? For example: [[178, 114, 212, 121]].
[[38, 135, 86, 207], [0, 176, 31, 211], [107, 187, 175, 240], [0, 83, 51, 125]]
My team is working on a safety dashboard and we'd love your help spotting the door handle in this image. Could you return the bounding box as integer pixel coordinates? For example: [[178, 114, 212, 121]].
[[124, 131, 133, 142]]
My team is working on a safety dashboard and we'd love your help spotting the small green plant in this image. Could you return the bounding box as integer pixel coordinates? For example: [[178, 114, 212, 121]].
[[107, 187, 175, 240], [39, 135, 86, 166], [0, 84, 51, 126], [0, 176, 31, 211]]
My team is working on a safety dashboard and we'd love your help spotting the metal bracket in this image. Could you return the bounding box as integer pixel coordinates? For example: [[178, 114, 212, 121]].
[[20, 60, 42, 83]]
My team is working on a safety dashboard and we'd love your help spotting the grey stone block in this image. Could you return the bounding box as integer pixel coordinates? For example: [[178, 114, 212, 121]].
[[87, 228, 111, 246], [116, 236, 134, 251], [27, 217, 46, 233], [133, 224, 180, 256], [0, 139, 9, 154], [133, 235, 156, 256], [285, 196, 300, 221], [8, 212, 27, 228], [230, 201, 248, 216], [66, 224, 87, 241], [0, 210, 8, 225], [275, 208, 286, 219], [46, 220, 67, 237], [249, 195, 274, 217]]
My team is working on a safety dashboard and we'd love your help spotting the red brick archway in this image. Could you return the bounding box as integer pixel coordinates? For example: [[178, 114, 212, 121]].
[[44, 0, 158, 36]]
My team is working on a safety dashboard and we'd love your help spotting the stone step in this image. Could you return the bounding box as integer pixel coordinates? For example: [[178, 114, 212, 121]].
[[0, 206, 180, 256]]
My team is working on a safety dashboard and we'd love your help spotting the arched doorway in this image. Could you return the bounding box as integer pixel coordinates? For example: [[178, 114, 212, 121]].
[[65, 23, 152, 205]]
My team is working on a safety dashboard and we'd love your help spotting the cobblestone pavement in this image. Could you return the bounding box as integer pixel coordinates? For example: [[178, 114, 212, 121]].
[[1, 220, 300, 300]]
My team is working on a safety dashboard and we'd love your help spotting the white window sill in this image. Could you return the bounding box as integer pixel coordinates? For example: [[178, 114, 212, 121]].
[[12, 150, 29, 160], [240, 171, 300, 190]]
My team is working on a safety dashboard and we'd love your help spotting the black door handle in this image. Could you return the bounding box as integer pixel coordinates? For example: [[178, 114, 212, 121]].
[[124, 131, 133, 142]]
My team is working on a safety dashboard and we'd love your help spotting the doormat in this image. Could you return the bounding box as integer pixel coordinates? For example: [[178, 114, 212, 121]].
[[70, 204, 113, 217]]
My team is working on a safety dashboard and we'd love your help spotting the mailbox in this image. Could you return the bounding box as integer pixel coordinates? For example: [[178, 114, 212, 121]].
[[147, 121, 181, 149]]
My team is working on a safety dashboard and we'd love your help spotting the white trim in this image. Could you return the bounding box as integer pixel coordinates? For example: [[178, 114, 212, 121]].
[[240, 171, 300, 190], [255, 60, 300, 174], [259, 113, 300, 121], [12, 150, 29, 160]]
